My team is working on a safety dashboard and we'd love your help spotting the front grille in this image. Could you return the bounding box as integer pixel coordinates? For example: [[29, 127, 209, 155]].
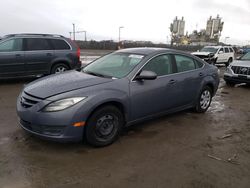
[[20, 92, 42, 108], [231, 66, 250, 75]]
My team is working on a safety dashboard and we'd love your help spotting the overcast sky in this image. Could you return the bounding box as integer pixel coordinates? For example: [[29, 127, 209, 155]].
[[1, 0, 250, 45]]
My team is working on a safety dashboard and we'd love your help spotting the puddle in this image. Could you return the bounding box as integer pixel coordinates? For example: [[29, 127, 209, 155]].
[[0, 137, 10, 145], [208, 96, 225, 113]]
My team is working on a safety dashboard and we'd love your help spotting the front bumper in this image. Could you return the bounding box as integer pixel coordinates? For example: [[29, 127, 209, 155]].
[[224, 73, 250, 84], [16, 95, 87, 142], [19, 119, 83, 142]]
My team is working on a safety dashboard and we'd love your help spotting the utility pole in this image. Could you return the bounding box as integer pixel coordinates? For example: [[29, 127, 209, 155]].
[[72, 23, 76, 41], [118, 26, 124, 43], [118, 26, 124, 49], [75, 31, 87, 41]]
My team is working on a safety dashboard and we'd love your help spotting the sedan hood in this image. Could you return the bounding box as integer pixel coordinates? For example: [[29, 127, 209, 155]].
[[231, 60, 250, 67], [192, 52, 213, 56], [24, 71, 113, 99]]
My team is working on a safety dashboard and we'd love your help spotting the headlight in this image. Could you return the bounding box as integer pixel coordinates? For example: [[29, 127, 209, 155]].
[[43, 97, 86, 112]]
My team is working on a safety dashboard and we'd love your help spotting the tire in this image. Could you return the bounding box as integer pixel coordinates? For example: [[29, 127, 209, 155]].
[[51, 63, 69, 74], [225, 80, 235, 87], [85, 105, 124, 147], [194, 86, 212, 113], [225, 58, 233, 67], [213, 58, 217, 65]]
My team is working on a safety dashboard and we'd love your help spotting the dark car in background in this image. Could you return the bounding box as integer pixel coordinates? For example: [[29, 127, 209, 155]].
[[0, 34, 81, 78], [17, 48, 219, 147]]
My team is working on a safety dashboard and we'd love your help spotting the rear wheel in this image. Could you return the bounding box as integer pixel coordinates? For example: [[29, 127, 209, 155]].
[[51, 63, 69, 74], [194, 86, 212, 113], [85, 106, 124, 147]]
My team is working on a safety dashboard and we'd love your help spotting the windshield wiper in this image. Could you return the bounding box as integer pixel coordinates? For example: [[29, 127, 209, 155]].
[[83, 70, 113, 78]]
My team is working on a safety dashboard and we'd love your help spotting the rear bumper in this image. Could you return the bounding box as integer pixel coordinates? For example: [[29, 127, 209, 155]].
[[75, 61, 82, 71]]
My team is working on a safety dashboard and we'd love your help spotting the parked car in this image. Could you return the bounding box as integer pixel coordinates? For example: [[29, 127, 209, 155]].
[[224, 52, 250, 86], [0, 33, 81, 78], [17, 48, 220, 147], [192, 46, 235, 66]]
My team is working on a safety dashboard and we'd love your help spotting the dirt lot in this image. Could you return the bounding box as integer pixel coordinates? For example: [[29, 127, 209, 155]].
[[0, 66, 250, 188]]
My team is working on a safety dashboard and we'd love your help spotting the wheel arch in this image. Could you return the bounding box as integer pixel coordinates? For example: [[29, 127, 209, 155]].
[[205, 82, 215, 96], [86, 100, 127, 125]]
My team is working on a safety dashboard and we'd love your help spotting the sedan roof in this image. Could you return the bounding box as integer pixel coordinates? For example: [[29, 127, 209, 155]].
[[116, 47, 172, 55]]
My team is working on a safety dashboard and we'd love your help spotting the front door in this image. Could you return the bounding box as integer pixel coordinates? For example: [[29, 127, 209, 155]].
[[217, 48, 225, 63], [129, 54, 179, 121]]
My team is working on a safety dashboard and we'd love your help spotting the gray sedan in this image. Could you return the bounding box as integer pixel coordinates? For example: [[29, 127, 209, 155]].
[[17, 48, 219, 147]]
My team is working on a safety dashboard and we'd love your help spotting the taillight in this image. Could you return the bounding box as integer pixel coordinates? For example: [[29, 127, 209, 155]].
[[77, 48, 80, 58]]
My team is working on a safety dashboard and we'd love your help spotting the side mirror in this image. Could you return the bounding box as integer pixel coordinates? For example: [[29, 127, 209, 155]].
[[135, 70, 157, 80], [218, 51, 224, 54]]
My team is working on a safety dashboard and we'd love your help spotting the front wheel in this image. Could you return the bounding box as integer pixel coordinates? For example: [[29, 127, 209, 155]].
[[225, 80, 235, 87], [225, 58, 233, 67], [85, 106, 124, 147], [194, 86, 212, 113]]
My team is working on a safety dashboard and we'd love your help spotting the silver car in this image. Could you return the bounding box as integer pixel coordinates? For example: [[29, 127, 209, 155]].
[[224, 52, 250, 86]]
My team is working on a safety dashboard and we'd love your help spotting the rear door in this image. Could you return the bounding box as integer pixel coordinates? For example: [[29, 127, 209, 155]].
[[172, 54, 205, 106], [24, 38, 55, 75], [0, 38, 25, 77]]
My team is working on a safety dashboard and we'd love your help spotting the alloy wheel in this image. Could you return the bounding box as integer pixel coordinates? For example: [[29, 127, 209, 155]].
[[200, 90, 211, 110]]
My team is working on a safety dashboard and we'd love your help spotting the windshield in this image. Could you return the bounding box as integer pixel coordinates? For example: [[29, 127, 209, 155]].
[[200, 47, 218, 53], [240, 52, 250, 60], [82, 53, 144, 78]]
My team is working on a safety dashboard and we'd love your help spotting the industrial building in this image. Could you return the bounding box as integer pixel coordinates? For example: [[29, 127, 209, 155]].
[[170, 15, 224, 46]]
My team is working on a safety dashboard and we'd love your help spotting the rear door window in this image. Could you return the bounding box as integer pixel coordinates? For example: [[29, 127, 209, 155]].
[[224, 48, 229, 53], [229, 48, 234, 53], [0, 38, 23, 52], [49, 39, 71, 50], [175, 55, 196, 72], [25, 38, 53, 51]]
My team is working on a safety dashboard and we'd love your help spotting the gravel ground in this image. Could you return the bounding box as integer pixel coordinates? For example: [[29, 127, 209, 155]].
[[0, 65, 250, 188]]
